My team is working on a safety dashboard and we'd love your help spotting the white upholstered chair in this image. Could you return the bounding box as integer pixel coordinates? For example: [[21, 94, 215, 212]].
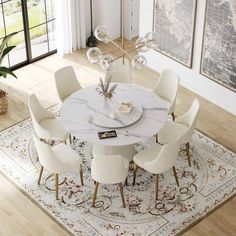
[[105, 58, 132, 84], [91, 154, 129, 208], [33, 135, 83, 200], [28, 94, 69, 142], [92, 144, 136, 163], [158, 98, 200, 167], [153, 69, 180, 120], [54, 66, 81, 103], [133, 139, 180, 200]]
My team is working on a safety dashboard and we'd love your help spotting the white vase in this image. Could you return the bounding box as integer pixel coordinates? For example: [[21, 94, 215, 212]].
[[103, 96, 110, 107]]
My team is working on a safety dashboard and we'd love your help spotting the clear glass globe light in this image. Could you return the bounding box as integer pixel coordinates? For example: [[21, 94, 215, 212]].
[[87, 47, 102, 64], [131, 55, 147, 70], [100, 55, 114, 70], [135, 37, 150, 52], [95, 25, 110, 43], [145, 31, 158, 40], [144, 31, 158, 49]]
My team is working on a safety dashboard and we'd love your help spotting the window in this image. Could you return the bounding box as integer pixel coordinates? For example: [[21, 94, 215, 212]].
[[0, 0, 56, 68]]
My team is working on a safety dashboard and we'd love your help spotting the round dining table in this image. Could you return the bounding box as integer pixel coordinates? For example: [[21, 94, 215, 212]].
[[60, 83, 168, 146]]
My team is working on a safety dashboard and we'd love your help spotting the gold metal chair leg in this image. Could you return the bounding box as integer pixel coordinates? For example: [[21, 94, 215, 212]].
[[80, 164, 84, 186], [119, 183, 126, 208], [132, 164, 138, 186], [125, 177, 128, 186], [156, 174, 159, 200], [55, 173, 59, 200], [38, 166, 44, 185], [172, 166, 179, 186], [171, 112, 175, 121], [155, 134, 158, 143], [92, 182, 99, 207], [69, 134, 72, 144], [186, 142, 191, 167]]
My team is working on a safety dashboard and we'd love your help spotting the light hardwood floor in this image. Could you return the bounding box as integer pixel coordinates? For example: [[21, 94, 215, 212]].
[[0, 42, 235, 235]]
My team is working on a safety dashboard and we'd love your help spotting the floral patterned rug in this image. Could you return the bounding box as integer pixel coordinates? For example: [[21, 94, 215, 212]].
[[0, 106, 236, 236]]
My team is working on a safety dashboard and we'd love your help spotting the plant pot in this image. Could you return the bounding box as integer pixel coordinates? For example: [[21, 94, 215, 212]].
[[0, 90, 8, 114]]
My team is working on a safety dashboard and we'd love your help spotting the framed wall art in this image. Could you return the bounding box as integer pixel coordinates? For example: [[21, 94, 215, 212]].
[[200, 0, 236, 92], [153, 0, 197, 68]]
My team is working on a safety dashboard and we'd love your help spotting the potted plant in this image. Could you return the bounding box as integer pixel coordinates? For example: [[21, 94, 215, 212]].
[[0, 32, 17, 114]]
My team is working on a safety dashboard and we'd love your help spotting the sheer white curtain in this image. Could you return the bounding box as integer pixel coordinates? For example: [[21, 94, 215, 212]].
[[56, 0, 86, 56]]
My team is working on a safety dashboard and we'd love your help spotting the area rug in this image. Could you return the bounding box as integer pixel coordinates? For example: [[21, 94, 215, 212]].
[[0, 106, 236, 236]]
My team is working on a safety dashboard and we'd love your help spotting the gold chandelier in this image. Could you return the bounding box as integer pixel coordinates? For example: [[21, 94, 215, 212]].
[[87, 0, 158, 71]]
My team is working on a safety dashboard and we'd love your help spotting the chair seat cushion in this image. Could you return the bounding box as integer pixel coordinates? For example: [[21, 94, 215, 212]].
[[93, 144, 136, 163], [158, 121, 188, 144], [40, 118, 69, 140], [133, 143, 162, 170], [52, 143, 83, 168]]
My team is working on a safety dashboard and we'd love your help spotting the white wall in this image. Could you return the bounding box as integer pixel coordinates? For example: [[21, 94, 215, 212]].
[[140, 0, 236, 116], [84, 0, 120, 40], [93, 0, 121, 40]]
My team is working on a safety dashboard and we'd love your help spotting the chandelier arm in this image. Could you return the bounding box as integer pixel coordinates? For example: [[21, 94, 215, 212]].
[[112, 42, 147, 60], [125, 44, 145, 54], [111, 44, 146, 63], [109, 40, 134, 60], [101, 40, 146, 55], [101, 47, 121, 55], [112, 54, 125, 62]]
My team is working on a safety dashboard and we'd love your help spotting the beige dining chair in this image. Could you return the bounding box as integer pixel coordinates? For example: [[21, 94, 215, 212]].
[[92, 144, 136, 185], [28, 94, 69, 143], [153, 69, 180, 120], [133, 139, 181, 200], [33, 135, 83, 200], [158, 98, 200, 167], [92, 144, 136, 163], [55, 66, 81, 103], [91, 154, 129, 208]]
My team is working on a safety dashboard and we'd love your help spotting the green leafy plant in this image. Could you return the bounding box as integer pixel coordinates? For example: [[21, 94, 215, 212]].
[[0, 32, 17, 79]]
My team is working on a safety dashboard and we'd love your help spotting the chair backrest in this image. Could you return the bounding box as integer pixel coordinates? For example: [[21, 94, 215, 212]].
[[28, 94, 47, 123], [105, 58, 132, 84], [54, 66, 81, 102], [92, 144, 135, 163], [28, 94, 53, 138], [176, 98, 200, 143], [91, 154, 128, 184], [183, 98, 200, 127], [144, 140, 180, 174], [153, 69, 180, 104], [33, 134, 69, 173]]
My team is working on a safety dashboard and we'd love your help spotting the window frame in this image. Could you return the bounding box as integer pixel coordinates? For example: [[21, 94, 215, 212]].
[[0, 0, 57, 70]]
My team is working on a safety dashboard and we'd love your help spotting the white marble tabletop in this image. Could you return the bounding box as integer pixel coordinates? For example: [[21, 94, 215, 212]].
[[60, 83, 168, 146]]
